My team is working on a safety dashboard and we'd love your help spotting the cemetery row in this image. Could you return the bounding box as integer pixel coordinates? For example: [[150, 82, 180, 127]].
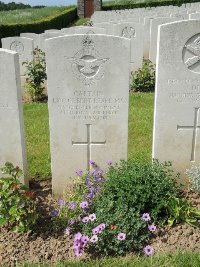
[[3, 2, 200, 87], [1, 18, 200, 195]]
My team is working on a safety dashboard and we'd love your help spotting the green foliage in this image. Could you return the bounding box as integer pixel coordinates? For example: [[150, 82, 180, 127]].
[[102, 0, 199, 10], [167, 197, 200, 227], [130, 59, 155, 93], [185, 165, 200, 193], [0, 1, 30, 11], [23, 48, 47, 102], [0, 162, 37, 232], [82, 160, 180, 256], [0, 7, 77, 44]]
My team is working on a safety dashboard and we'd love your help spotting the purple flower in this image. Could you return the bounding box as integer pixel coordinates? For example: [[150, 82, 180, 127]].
[[89, 160, 96, 165], [142, 213, 151, 222], [73, 241, 81, 249], [57, 199, 66, 205], [81, 235, 89, 243], [117, 233, 126, 241], [50, 209, 59, 217], [65, 227, 70, 236], [144, 245, 154, 256], [89, 213, 96, 222], [74, 232, 82, 241], [99, 223, 105, 230], [107, 160, 112, 165], [82, 216, 89, 223], [69, 201, 76, 210], [80, 201, 89, 209], [75, 169, 83, 176], [74, 248, 82, 257], [87, 192, 94, 199], [148, 224, 156, 232], [90, 235, 98, 243], [70, 219, 75, 225], [83, 208, 88, 214], [92, 227, 99, 235]]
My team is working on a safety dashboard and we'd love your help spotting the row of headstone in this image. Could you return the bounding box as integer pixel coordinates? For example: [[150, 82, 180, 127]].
[[2, 14, 200, 195]]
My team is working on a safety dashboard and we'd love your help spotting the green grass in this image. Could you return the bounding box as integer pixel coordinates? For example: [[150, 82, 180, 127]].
[[19, 251, 200, 266], [0, 6, 74, 25], [23, 103, 50, 179], [74, 18, 90, 26], [102, 0, 174, 7], [23, 93, 154, 179]]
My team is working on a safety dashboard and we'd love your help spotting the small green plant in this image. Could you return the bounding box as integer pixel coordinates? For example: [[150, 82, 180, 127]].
[[0, 162, 38, 232], [23, 47, 47, 102], [52, 160, 180, 258], [130, 59, 155, 92], [167, 197, 200, 227], [185, 165, 200, 193]]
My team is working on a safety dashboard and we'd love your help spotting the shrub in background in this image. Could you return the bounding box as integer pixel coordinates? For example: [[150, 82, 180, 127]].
[[0, 162, 37, 232], [23, 47, 47, 102], [130, 59, 155, 93]]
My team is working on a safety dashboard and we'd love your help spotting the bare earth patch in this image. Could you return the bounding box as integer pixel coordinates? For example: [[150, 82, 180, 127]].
[[0, 180, 200, 265]]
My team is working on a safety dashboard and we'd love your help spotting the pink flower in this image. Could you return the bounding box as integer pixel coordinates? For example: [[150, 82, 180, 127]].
[[90, 235, 98, 243], [82, 216, 89, 223], [89, 213, 96, 221], [142, 213, 151, 222], [92, 227, 99, 235], [117, 233, 126, 241], [80, 201, 89, 209], [74, 232, 82, 241], [144, 245, 154, 256], [148, 224, 156, 232], [65, 227, 70, 236]]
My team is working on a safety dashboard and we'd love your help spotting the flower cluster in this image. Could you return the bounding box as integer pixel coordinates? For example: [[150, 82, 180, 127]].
[[142, 213, 156, 256]]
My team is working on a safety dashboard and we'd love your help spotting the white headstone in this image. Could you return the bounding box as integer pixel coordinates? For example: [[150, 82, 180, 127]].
[[2, 37, 34, 76], [45, 29, 61, 33], [153, 20, 200, 180], [189, 12, 200, 20], [74, 26, 106, 34], [39, 32, 64, 51], [61, 27, 75, 34], [0, 49, 27, 184], [113, 22, 144, 72], [149, 17, 182, 64], [46, 34, 130, 195], [20, 33, 40, 49]]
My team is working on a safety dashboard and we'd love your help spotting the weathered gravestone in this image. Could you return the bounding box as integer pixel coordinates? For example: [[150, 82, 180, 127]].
[[20, 33, 41, 49], [149, 17, 182, 64], [46, 34, 130, 195], [2, 37, 33, 76], [0, 49, 27, 184], [153, 20, 200, 180], [74, 26, 106, 34], [113, 22, 144, 73]]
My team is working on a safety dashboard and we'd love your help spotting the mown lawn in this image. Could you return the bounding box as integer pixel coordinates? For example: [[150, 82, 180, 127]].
[[0, 6, 74, 25], [23, 93, 154, 179], [20, 251, 200, 267]]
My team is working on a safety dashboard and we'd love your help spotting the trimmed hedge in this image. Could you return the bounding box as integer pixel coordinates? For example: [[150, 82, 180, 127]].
[[0, 7, 77, 46], [103, 0, 199, 10]]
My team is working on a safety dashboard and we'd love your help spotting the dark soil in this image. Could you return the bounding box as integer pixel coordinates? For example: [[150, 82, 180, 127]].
[[0, 180, 200, 266]]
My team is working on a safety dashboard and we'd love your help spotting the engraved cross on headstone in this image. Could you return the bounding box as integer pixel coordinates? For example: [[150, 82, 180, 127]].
[[177, 107, 200, 161], [72, 124, 106, 169]]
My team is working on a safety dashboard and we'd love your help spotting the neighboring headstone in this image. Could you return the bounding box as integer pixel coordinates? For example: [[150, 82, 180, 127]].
[[2, 37, 34, 76], [74, 26, 106, 34], [45, 29, 61, 33], [61, 27, 75, 34], [113, 22, 144, 72], [93, 22, 116, 34], [153, 20, 200, 180], [189, 12, 200, 19], [46, 34, 130, 195], [39, 32, 64, 51], [149, 17, 182, 64], [0, 49, 28, 184], [20, 33, 41, 49]]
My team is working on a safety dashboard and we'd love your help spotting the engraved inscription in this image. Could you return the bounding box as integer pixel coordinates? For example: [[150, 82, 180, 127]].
[[10, 41, 24, 55], [52, 90, 126, 120], [177, 107, 200, 161], [72, 124, 106, 169], [183, 34, 200, 74], [67, 36, 109, 86], [121, 26, 136, 39]]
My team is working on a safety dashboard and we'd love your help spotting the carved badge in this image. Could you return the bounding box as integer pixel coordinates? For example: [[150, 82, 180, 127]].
[[68, 36, 109, 86], [10, 41, 24, 55]]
